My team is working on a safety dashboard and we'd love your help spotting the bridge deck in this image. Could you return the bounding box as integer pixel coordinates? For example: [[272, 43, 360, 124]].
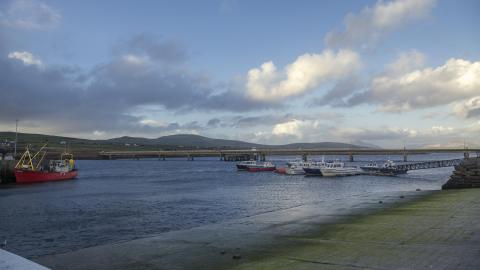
[[98, 148, 478, 159]]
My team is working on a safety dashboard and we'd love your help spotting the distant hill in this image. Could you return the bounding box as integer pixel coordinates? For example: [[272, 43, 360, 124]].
[[0, 132, 376, 150]]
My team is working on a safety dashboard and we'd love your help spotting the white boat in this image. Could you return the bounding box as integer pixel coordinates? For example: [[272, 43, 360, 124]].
[[285, 164, 305, 175], [320, 161, 363, 177], [301, 159, 329, 176]]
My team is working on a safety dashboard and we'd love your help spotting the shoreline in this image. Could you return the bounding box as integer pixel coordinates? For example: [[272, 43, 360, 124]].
[[34, 189, 442, 270]]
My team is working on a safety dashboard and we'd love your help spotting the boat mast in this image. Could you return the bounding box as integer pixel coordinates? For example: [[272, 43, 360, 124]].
[[14, 119, 18, 159]]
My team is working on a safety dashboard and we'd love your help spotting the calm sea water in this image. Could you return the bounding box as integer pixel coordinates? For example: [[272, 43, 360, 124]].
[[0, 153, 463, 258]]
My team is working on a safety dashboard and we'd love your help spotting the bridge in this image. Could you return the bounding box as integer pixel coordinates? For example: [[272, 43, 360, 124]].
[[98, 148, 479, 161]]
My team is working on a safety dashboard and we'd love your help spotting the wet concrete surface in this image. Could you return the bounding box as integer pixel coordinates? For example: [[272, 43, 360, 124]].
[[233, 189, 480, 270], [35, 190, 439, 270]]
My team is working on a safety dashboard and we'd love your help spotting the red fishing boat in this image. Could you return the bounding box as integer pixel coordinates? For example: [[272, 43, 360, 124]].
[[246, 161, 276, 172], [14, 144, 78, 184]]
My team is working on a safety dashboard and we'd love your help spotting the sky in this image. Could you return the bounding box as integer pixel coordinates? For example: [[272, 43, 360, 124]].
[[0, 0, 479, 148]]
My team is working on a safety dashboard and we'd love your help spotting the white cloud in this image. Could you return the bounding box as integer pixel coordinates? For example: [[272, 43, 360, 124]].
[[8, 51, 43, 67], [367, 58, 480, 112], [272, 119, 304, 137], [385, 50, 426, 75], [333, 127, 418, 141], [139, 119, 164, 127], [331, 125, 479, 147], [246, 49, 361, 102], [122, 54, 149, 65], [1, 0, 61, 30], [92, 130, 106, 138], [325, 0, 436, 48], [272, 119, 322, 139], [453, 96, 480, 118]]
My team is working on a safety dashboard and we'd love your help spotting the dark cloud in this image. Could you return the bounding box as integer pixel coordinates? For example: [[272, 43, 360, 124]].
[[232, 114, 295, 128], [0, 32, 279, 136], [207, 118, 221, 127], [133, 121, 204, 134], [119, 33, 188, 64], [310, 76, 363, 107], [0, 0, 62, 30]]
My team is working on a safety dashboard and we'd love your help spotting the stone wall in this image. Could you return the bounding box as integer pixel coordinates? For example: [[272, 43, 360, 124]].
[[442, 157, 480, 189]]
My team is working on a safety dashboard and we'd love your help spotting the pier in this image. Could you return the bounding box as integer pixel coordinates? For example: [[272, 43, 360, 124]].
[[393, 158, 463, 171], [98, 148, 478, 161]]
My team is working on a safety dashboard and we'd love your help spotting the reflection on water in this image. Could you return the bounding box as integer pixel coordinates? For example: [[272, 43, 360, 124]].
[[0, 153, 462, 258]]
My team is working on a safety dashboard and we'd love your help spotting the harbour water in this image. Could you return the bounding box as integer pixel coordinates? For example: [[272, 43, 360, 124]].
[[0, 153, 462, 259]]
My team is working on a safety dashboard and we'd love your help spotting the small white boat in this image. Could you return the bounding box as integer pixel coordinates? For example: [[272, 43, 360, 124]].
[[320, 161, 363, 177], [285, 164, 305, 175]]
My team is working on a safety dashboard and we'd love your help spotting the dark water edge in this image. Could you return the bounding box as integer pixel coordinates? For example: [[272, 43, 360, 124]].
[[0, 153, 462, 258]]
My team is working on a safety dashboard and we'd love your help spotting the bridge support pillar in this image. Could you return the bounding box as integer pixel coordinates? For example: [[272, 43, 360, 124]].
[[349, 153, 354, 162], [464, 151, 470, 159], [403, 153, 408, 162], [302, 154, 307, 162], [260, 153, 266, 161]]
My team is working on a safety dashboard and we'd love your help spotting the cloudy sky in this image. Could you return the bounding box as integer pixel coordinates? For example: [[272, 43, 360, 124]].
[[0, 0, 479, 147]]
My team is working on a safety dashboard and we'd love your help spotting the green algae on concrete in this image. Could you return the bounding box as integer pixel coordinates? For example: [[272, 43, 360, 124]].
[[233, 189, 480, 270]]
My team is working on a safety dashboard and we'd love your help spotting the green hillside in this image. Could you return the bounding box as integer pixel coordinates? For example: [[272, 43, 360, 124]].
[[0, 132, 375, 153]]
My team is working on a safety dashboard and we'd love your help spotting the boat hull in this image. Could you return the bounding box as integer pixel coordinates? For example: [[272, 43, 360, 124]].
[[15, 169, 78, 184], [303, 167, 323, 176], [236, 164, 249, 170], [320, 168, 363, 177], [247, 166, 276, 172], [285, 168, 305, 175]]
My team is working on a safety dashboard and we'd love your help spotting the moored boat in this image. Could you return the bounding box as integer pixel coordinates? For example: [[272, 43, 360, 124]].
[[14, 144, 78, 184], [360, 160, 408, 176], [320, 161, 363, 177], [303, 166, 323, 176], [285, 164, 305, 175], [302, 160, 328, 176], [246, 162, 276, 172], [236, 160, 257, 171]]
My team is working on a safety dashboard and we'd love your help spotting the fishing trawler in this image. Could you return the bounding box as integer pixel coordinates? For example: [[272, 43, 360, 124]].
[[14, 144, 78, 184]]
